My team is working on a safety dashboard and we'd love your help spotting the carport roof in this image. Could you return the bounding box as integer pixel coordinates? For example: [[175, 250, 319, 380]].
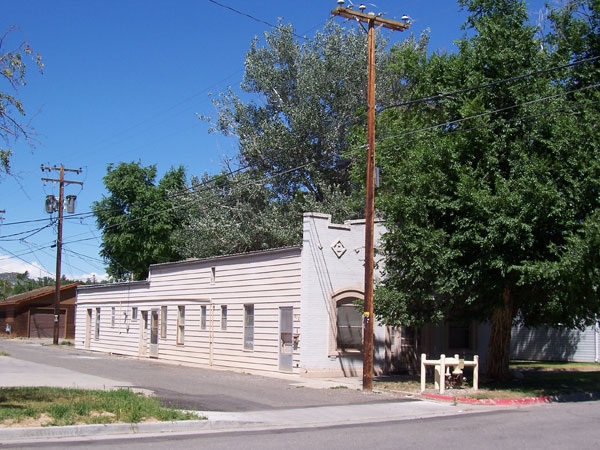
[[1, 283, 80, 306]]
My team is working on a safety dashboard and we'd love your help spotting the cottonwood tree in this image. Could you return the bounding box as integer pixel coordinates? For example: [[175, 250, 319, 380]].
[[173, 167, 356, 258], [372, 0, 600, 380], [206, 21, 395, 219], [173, 169, 298, 258], [0, 26, 43, 175], [92, 162, 187, 281]]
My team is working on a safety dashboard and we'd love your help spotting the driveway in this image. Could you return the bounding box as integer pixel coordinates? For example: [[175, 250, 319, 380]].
[[0, 338, 414, 411]]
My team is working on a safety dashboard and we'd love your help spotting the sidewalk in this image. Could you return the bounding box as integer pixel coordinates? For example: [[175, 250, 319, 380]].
[[0, 355, 493, 443]]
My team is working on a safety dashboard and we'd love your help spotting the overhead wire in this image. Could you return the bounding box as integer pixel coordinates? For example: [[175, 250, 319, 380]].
[[5, 59, 598, 253], [380, 55, 600, 112], [4, 8, 597, 277], [377, 81, 600, 143], [207, 0, 310, 41]]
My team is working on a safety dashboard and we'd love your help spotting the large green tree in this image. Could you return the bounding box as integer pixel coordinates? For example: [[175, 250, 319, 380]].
[[174, 21, 402, 258], [373, 0, 600, 380], [92, 162, 187, 281], [207, 21, 394, 217], [173, 168, 355, 258], [0, 26, 43, 175], [173, 170, 298, 258]]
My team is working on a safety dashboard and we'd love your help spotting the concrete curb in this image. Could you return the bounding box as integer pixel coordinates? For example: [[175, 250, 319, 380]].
[[0, 400, 478, 443], [0, 418, 261, 442], [421, 391, 600, 405]]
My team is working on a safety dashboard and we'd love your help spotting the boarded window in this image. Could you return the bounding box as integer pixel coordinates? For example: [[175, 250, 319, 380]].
[[95, 308, 101, 340], [160, 306, 167, 339], [201, 306, 207, 330], [221, 305, 227, 330], [177, 306, 185, 345], [336, 300, 362, 351], [244, 304, 254, 350]]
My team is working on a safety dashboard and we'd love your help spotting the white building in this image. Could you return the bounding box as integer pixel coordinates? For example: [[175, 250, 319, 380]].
[[75, 213, 404, 377], [76, 211, 598, 376]]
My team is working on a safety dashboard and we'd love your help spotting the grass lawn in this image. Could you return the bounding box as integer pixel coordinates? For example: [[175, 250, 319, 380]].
[[375, 361, 600, 399], [0, 387, 201, 428]]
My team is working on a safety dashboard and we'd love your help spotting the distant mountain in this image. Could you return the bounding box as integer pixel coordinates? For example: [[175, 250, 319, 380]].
[[0, 273, 20, 284]]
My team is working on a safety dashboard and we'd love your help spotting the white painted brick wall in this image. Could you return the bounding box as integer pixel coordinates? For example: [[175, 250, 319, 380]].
[[300, 213, 386, 375]]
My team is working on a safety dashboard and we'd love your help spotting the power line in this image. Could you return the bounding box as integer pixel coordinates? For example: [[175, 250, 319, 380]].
[[378, 82, 600, 143], [207, 0, 310, 41], [0, 221, 55, 241], [381, 55, 600, 112], [4, 31, 598, 276]]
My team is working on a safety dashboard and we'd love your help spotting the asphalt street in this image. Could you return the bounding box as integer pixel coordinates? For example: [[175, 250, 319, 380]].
[[0, 338, 511, 445], [0, 338, 410, 411]]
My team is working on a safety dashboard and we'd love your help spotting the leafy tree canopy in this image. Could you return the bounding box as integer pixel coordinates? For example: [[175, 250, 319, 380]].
[[172, 167, 357, 258], [174, 20, 403, 258], [92, 161, 187, 281], [372, 0, 600, 379], [0, 26, 43, 176], [206, 21, 395, 217], [0, 271, 78, 299]]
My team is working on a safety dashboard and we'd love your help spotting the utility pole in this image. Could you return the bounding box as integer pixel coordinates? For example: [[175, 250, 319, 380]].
[[332, 2, 409, 391], [41, 164, 83, 345]]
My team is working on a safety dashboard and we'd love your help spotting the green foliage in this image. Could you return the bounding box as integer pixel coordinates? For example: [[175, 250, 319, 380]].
[[207, 21, 391, 215], [173, 167, 361, 259], [174, 21, 401, 257], [0, 26, 43, 175], [0, 272, 78, 299], [92, 161, 187, 281], [173, 170, 299, 258], [0, 387, 198, 426], [373, 0, 600, 379]]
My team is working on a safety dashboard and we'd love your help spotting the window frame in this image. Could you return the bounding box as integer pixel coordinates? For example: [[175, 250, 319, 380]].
[[243, 304, 254, 350], [328, 288, 364, 356], [200, 305, 207, 330], [177, 305, 185, 345], [160, 306, 167, 339], [335, 299, 363, 353], [221, 305, 227, 331], [94, 307, 101, 340]]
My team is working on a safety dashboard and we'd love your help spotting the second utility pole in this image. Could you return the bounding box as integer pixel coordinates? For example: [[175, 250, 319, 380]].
[[41, 164, 83, 345], [332, 5, 409, 391]]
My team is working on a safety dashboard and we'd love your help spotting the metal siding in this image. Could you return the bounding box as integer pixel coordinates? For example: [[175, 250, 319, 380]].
[[511, 324, 597, 362]]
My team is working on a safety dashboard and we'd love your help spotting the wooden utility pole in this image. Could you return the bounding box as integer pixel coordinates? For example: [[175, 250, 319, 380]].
[[332, 4, 409, 391], [41, 164, 83, 345]]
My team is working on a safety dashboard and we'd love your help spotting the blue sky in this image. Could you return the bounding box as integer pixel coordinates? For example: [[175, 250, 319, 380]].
[[0, 0, 550, 281]]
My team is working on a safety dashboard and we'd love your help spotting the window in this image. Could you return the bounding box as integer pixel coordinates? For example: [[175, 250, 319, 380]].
[[111, 307, 115, 327], [160, 306, 167, 339], [221, 305, 227, 330], [132, 307, 138, 320], [336, 299, 362, 352], [94, 308, 101, 340], [244, 304, 254, 350], [177, 306, 185, 345], [201, 306, 207, 330], [210, 267, 216, 284], [151, 310, 159, 346]]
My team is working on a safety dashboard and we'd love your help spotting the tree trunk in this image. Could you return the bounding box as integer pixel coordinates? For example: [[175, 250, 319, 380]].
[[485, 285, 514, 381]]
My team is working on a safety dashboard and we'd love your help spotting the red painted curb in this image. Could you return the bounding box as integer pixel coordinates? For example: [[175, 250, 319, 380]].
[[421, 392, 552, 405]]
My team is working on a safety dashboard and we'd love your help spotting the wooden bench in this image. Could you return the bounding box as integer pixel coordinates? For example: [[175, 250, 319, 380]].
[[420, 353, 479, 394]]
